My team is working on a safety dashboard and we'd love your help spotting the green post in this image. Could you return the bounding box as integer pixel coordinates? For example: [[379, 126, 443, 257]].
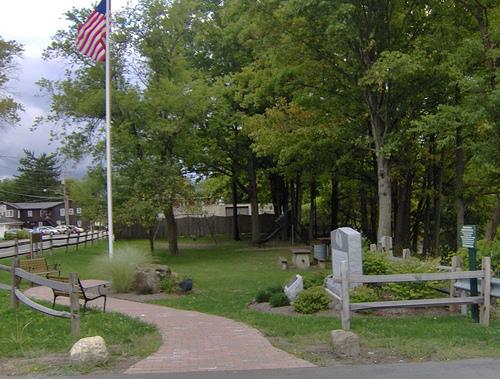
[[461, 225, 479, 323]]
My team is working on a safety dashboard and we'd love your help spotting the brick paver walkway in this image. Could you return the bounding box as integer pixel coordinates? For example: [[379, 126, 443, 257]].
[[25, 282, 315, 374]]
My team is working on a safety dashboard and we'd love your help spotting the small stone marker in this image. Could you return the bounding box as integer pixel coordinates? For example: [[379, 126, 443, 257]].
[[331, 227, 362, 290], [369, 243, 377, 252], [284, 274, 303, 301], [331, 330, 360, 357], [402, 248, 411, 259], [277, 256, 288, 270], [380, 235, 393, 256], [70, 336, 108, 365]]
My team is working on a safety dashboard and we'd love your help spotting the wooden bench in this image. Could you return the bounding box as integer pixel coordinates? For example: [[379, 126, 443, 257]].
[[19, 258, 60, 277], [47, 276, 108, 312]]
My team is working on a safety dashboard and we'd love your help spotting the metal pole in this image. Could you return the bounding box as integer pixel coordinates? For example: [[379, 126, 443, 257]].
[[105, 0, 114, 259], [469, 246, 479, 322]]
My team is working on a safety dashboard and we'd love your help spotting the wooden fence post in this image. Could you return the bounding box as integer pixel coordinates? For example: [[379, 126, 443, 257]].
[[480, 257, 491, 326], [65, 232, 70, 254], [90, 227, 94, 245], [450, 256, 461, 313], [49, 234, 53, 255], [14, 237, 19, 256], [11, 258, 19, 309], [340, 260, 350, 331], [69, 272, 80, 336], [76, 233, 80, 251], [84, 231, 88, 248]]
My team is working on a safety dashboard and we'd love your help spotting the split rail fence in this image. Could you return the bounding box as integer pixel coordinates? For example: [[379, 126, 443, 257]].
[[326, 256, 492, 330], [0, 230, 107, 260], [0, 259, 80, 336]]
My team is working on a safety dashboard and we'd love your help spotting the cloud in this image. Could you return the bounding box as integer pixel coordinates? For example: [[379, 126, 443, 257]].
[[0, 1, 132, 181]]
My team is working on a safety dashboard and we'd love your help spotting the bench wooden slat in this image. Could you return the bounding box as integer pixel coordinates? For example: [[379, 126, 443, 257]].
[[15, 269, 69, 292], [49, 276, 108, 312]]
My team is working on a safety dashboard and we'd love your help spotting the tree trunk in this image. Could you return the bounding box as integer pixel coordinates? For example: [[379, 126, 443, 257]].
[[231, 164, 240, 241], [308, 179, 317, 242], [360, 186, 369, 239], [330, 170, 339, 231], [369, 188, 378, 243], [485, 197, 500, 241], [376, 153, 392, 240], [455, 126, 465, 250], [165, 203, 179, 256], [295, 172, 302, 226], [148, 226, 155, 252], [248, 153, 260, 244], [431, 162, 443, 255]]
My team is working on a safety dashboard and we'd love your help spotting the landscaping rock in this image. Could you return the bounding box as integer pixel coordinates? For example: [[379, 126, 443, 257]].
[[70, 336, 108, 365], [330, 330, 360, 357], [133, 265, 171, 294]]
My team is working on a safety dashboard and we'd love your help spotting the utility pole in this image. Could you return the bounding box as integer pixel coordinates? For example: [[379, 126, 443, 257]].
[[62, 178, 70, 226]]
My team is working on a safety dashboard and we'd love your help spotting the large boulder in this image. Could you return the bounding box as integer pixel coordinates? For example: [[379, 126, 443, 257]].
[[330, 330, 360, 357], [133, 265, 171, 294], [70, 336, 108, 365]]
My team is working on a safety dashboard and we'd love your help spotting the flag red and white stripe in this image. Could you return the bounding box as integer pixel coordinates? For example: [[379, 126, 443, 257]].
[[77, 0, 107, 62]]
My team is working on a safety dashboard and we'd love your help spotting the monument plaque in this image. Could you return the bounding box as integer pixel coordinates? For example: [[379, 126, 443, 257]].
[[330, 227, 362, 290]]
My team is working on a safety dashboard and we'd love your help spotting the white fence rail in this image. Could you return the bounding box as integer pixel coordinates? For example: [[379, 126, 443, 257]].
[[0, 231, 107, 259]]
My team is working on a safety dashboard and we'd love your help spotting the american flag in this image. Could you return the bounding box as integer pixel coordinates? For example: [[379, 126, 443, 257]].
[[77, 1, 107, 62]]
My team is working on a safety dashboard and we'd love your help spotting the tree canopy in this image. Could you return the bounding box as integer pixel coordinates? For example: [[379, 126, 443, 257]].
[[39, 0, 500, 255]]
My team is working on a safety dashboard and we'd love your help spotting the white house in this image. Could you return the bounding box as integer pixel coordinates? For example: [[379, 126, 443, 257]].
[[0, 215, 23, 239], [174, 202, 274, 218]]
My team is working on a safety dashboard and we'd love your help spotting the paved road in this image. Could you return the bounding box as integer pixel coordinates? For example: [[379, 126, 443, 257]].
[[1, 359, 499, 379]]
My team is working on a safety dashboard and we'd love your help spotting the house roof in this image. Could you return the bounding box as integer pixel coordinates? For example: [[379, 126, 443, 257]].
[[3, 201, 64, 210], [0, 215, 23, 225]]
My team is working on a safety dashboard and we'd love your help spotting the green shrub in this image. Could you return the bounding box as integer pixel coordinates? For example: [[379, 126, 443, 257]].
[[255, 285, 283, 303], [4, 230, 30, 240], [303, 271, 329, 289], [362, 251, 391, 275], [269, 292, 290, 307], [293, 286, 330, 314], [350, 285, 378, 303], [382, 257, 441, 300], [456, 239, 500, 276], [160, 276, 179, 293], [91, 245, 151, 293]]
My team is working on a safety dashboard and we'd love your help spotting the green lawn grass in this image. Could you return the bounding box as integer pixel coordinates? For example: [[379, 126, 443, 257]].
[[146, 239, 500, 362], [0, 242, 160, 374], [1, 238, 499, 370]]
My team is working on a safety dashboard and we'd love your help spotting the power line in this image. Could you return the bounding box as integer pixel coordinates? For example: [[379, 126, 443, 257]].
[[0, 188, 63, 200]]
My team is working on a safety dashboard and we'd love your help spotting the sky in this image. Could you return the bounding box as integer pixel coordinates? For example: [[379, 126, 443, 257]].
[[0, 0, 130, 180]]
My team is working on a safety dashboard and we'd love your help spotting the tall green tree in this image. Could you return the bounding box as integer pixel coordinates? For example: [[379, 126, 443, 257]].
[[0, 36, 23, 126], [13, 150, 62, 201]]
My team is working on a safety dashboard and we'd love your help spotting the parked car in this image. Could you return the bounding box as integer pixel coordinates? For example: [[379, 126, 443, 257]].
[[54, 225, 70, 234], [68, 225, 84, 234], [33, 226, 58, 236]]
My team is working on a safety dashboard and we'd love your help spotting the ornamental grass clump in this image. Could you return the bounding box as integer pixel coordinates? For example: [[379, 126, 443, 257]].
[[92, 245, 151, 293]]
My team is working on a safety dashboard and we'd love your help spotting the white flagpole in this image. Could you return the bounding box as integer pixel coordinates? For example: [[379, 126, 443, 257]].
[[105, 0, 114, 259]]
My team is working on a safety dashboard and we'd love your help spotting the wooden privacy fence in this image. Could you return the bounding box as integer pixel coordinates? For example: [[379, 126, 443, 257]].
[[0, 230, 107, 260], [0, 259, 80, 336], [326, 256, 492, 331]]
